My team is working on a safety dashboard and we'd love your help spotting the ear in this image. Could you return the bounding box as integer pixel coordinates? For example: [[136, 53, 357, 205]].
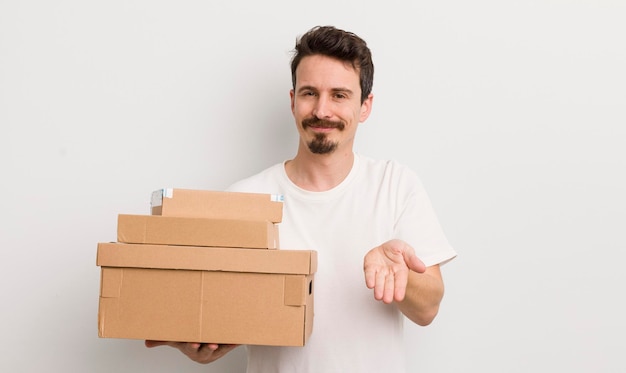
[[359, 93, 374, 122], [290, 89, 296, 115]]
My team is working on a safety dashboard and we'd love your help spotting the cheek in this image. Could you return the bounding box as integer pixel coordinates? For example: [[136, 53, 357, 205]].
[[293, 102, 312, 118]]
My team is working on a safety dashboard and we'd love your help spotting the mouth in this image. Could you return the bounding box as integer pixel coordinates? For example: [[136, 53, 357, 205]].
[[309, 126, 335, 134]]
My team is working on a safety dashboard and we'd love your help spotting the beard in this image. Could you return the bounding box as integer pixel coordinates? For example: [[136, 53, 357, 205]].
[[308, 133, 337, 154], [301, 117, 344, 155]]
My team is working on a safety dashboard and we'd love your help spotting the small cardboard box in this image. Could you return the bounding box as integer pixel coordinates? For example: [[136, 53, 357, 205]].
[[151, 188, 284, 223], [117, 214, 280, 249], [97, 242, 316, 346]]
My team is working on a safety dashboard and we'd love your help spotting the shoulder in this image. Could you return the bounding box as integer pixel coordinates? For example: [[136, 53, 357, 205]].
[[357, 153, 421, 184], [226, 162, 285, 194]]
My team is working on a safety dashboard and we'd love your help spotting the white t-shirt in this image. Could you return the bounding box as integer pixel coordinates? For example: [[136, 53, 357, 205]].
[[227, 153, 457, 373]]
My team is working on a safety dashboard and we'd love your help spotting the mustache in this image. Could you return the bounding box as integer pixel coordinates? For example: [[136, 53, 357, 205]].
[[302, 117, 345, 130]]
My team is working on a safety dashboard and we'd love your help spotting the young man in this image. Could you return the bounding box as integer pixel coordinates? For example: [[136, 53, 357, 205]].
[[146, 25, 457, 372]]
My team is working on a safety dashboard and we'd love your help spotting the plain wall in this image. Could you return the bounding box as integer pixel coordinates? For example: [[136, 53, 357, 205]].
[[1, 1, 624, 372]]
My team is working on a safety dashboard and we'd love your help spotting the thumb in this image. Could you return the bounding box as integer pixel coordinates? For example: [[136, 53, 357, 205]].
[[145, 340, 169, 348], [403, 251, 426, 273]]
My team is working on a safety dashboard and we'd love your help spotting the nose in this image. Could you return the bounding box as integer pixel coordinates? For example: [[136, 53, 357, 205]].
[[312, 95, 332, 119]]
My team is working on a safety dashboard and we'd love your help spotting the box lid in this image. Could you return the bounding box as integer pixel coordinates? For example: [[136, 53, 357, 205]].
[[151, 188, 284, 223], [97, 242, 317, 275]]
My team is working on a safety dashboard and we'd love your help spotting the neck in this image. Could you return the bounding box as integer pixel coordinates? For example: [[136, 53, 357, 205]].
[[285, 147, 355, 192]]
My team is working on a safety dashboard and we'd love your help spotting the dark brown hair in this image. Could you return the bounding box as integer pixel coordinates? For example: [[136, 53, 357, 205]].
[[290, 26, 374, 103]]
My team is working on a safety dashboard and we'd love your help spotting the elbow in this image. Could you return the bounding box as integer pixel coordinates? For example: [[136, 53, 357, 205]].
[[397, 295, 442, 326], [400, 280, 445, 326], [405, 301, 440, 326], [413, 304, 440, 326]]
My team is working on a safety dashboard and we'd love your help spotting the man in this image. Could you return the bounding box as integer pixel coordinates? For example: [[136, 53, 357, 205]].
[[146, 25, 457, 372]]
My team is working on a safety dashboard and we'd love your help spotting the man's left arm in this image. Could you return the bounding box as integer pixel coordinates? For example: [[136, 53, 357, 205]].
[[364, 239, 445, 326], [396, 264, 444, 326]]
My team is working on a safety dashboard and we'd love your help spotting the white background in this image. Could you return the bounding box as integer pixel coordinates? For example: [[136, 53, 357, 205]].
[[1, 1, 625, 372]]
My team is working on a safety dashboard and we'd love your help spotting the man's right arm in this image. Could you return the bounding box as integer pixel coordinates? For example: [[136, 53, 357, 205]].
[[145, 340, 240, 364]]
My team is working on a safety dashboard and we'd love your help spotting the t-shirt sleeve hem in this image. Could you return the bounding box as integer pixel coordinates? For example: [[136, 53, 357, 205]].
[[419, 250, 457, 267]]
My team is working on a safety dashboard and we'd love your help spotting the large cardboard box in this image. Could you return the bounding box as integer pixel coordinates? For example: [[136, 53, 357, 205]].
[[151, 188, 284, 223], [97, 242, 316, 346], [117, 214, 280, 249]]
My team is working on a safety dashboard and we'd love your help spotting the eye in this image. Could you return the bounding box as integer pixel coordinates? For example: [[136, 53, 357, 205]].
[[332, 90, 351, 100]]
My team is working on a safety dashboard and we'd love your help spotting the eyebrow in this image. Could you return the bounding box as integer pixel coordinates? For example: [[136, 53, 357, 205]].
[[297, 85, 355, 96]]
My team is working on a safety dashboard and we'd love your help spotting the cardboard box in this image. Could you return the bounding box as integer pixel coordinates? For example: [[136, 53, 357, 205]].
[[97, 242, 316, 346], [117, 214, 280, 249], [151, 188, 284, 223]]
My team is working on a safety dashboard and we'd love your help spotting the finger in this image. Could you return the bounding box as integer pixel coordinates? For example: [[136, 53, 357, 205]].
[[179, 343, 217, 363], [182, 342, 208, 356], [208, 344, 240, 362], [200, 343, 219, 351], [374, 269, 386, 300], [145, 340, 173, 348], [393, 269, 409, 302], [383, 271, 395, 304], [363, 265, 376, 289], [216, 344, 240, 355]]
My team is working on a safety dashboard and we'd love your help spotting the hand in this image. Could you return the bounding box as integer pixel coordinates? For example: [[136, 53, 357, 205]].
[[144, 340, 239, 364], [363, 239, 426, 304]]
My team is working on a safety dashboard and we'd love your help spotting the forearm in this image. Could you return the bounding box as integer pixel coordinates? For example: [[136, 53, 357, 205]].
[[396, 264, 444, 326]]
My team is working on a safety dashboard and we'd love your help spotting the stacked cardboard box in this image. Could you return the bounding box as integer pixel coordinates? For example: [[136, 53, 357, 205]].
[[96, 188, 316, 346]]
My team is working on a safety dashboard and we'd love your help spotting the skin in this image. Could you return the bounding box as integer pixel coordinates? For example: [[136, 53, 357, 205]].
[[364, 240, 444, 326], [146, 53, 446, 362], [285, 54, 371, 191], [144, 341, 239, 364]]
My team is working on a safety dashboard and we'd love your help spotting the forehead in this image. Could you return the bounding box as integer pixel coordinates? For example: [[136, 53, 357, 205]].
[[295, 55, 360, 90]]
